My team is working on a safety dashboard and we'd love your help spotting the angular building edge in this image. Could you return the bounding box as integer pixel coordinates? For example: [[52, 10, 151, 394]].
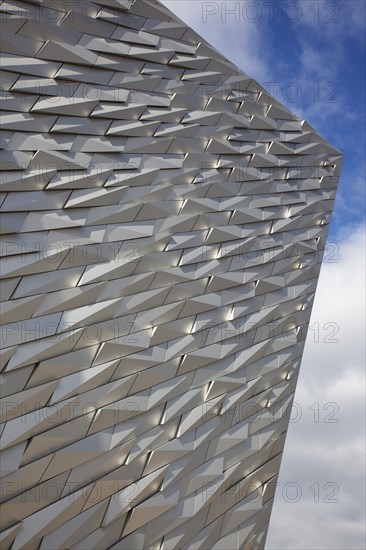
[[0, 1, 343, 548]]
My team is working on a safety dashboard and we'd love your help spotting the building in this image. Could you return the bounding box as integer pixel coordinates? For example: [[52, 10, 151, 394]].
[[0, 0, 343, 548]]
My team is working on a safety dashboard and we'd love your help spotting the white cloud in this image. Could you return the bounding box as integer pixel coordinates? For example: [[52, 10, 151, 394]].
[[161, 0, 270, 82], [296, 0, 366, 40], [266, 224, 366, 549]]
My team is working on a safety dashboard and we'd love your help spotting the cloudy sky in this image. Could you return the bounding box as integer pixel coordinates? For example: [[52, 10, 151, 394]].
[[160, 1, 365, 547]]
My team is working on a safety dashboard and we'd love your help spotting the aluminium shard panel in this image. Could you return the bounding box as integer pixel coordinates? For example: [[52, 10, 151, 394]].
[[0, 0, 343, 548]]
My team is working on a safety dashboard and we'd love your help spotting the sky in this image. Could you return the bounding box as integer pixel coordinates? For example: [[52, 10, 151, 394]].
[[160, 1, 366, 548]]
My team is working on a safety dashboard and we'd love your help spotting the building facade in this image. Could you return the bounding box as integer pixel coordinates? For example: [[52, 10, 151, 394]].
[[0, 0, 342, 548]]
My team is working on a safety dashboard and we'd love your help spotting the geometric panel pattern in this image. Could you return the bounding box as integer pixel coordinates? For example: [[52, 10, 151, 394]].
[[0, 0, 342, 548]]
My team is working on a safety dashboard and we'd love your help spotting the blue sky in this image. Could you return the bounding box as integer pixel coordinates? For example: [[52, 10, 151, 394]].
[[161, 2, 366, 548]]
